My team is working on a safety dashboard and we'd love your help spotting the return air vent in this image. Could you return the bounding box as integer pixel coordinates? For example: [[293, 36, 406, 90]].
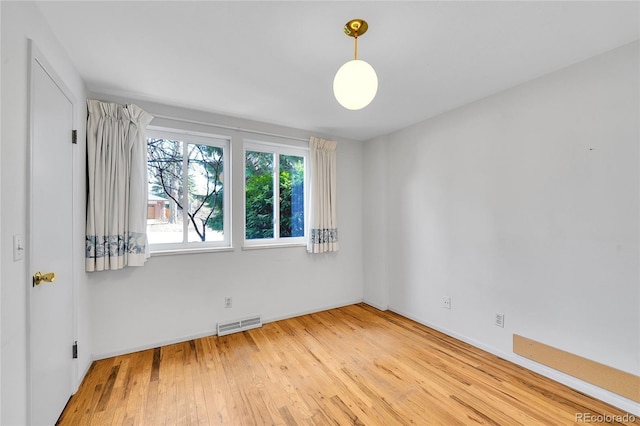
[[217, 315, 262, 337]]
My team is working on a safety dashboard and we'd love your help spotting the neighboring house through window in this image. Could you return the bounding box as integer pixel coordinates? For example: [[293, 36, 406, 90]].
[[147, 128, 230, 252]]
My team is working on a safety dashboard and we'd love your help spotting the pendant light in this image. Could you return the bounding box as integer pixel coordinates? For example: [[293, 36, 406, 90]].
[[333, 19, 378, 110]]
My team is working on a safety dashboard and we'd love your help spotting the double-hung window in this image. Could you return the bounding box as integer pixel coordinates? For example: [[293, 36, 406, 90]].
[[147, 128, 230, 252], [244, 140, 308, 247]]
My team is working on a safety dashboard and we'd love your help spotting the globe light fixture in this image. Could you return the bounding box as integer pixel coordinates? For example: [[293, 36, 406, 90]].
[[333, 19, 378, 110]]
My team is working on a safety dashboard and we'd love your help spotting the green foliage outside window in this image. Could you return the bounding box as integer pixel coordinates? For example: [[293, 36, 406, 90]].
[[279, 155, 304, 238], [245, 151, 304, 240]]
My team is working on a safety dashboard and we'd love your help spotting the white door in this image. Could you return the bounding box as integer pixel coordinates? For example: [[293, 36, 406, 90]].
[[28, 41, 75, 425]]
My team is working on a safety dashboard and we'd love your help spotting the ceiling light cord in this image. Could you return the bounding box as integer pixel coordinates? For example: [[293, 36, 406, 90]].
[[354, 36, 358, 60]]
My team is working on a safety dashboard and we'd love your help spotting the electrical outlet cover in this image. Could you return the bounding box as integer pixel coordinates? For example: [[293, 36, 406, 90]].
[[443, 296, 451, 309]]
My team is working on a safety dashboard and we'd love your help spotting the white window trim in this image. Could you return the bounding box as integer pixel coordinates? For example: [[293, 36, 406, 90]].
[[147, 127, 231, 252], [243, 139, 309, 248]]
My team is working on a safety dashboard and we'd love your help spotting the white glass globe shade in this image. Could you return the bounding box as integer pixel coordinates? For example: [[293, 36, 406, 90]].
[[333, 59, 378, 110]]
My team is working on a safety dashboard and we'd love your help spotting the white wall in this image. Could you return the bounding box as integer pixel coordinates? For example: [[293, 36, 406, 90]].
[[362, 135, 389, 310], [363, 41, 639, 414], [0, 3, 3, 421], [86, 95, 364, 358], [2, 1, 635, 420], [1, 2, 90, 424]]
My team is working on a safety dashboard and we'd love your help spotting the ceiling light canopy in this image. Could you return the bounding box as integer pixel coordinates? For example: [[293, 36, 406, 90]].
[[333, 19, 378, 111]]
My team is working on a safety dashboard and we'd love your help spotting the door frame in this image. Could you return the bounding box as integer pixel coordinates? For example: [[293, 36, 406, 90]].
[[26, 39, 79, 424]]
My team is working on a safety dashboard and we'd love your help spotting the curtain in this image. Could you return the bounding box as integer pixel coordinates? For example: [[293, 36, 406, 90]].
[[307, 137, 339, 253], [85, 99, 153, 272]]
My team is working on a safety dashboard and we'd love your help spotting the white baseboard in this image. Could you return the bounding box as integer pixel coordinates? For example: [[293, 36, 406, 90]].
[[362, 299, 389, 311], [90, 301, 639, 417], [92, 299, 363, 361], [262, 298, 364, 324], [93, 328, 218, 361], [388, 307, 640, 417]]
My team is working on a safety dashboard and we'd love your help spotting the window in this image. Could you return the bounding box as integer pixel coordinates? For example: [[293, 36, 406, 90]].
[[147, 129, 230, 251], [244, 140, 308, 246]]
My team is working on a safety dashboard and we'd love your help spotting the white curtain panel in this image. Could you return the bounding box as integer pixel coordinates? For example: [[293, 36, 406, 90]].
[[308, 137, 339, 253], [85, 99, 153, 272]]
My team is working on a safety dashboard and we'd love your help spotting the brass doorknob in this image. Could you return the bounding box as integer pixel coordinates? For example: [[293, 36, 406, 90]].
[[33, 271, 56, 286]]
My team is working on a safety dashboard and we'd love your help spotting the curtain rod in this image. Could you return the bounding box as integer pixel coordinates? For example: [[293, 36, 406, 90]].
[[151, 113, 310, 143]]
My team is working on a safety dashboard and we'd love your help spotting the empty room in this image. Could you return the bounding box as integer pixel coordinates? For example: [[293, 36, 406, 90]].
[[1, 1, 639, 425]]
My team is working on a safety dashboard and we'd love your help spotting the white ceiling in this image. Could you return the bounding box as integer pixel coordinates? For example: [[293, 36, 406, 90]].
[[36, 1, 639, 141]]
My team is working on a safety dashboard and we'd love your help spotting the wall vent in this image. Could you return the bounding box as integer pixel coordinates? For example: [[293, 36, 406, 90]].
[[217, 315, 262, 336]]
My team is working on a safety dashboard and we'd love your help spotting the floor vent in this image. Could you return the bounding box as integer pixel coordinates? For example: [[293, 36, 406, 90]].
[[217, 315, 262, 337]]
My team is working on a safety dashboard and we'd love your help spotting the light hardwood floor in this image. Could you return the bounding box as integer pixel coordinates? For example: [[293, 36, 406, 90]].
[[58, 304, 638, 425]]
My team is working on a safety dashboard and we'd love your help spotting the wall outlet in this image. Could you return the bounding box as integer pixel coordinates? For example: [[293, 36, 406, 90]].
[[443, 296, 451, 309], [224, 297, 232, 308], [495, 313, 505, 328]]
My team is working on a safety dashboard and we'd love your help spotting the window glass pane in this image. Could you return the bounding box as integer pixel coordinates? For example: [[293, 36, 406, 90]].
[[187, 144, 224, 242], [245, 151, 274, 239], [147, 138, 185, 244], [279, 155, 305, 238]]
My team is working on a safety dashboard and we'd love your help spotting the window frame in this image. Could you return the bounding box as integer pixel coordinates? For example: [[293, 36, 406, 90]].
[[146, 127, 231, 253], [243, 139, 309, 248]]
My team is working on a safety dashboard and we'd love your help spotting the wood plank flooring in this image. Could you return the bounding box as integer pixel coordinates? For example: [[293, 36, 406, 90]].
[[58, 304, 639, 425]]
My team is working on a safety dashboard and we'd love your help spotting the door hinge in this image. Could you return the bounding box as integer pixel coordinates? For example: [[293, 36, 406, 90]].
[[72, 129, 77, 144], [72, 341, 78, 359]]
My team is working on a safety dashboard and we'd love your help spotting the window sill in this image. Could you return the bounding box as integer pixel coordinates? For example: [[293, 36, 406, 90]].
[[242, 242, 307, 251], [150, 246, 234, 257]]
